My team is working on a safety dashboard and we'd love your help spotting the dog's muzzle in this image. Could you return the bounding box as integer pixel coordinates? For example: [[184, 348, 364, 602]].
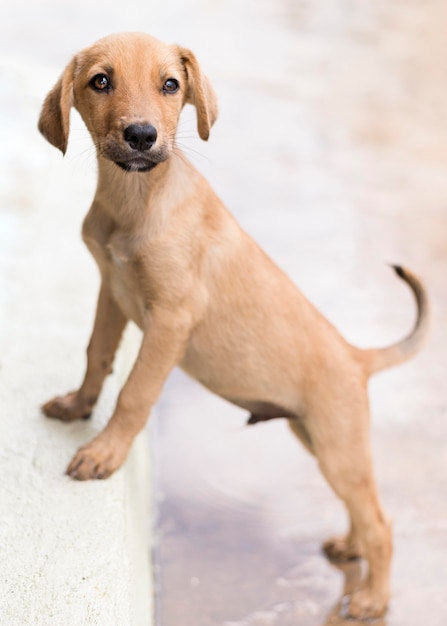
[[112, 123, 159, 172], [102, 124, 169, 173]]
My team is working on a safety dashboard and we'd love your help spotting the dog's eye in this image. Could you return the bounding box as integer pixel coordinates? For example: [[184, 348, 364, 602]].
[[163, 78, 179, 94], [89, 74, 111, 92]]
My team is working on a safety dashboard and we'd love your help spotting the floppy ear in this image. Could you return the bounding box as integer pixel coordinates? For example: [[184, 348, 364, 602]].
[[38, 58, 75, 154], [178, 47, 218, 141]]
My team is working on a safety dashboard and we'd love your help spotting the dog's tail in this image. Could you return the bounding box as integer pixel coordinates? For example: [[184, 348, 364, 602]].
[[362, 265, 430, 376]]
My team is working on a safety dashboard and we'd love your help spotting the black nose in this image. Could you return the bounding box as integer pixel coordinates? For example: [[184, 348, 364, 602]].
[[124, 124, 157, 151]]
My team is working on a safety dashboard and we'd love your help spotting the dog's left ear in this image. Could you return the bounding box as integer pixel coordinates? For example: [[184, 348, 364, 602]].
[[178, 47, 218, 141], [38, 58, 76, 154]]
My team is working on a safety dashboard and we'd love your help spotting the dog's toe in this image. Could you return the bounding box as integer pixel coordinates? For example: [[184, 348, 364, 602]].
[[66, 435, 127, 480], [42, 392, 93, 422], [323, 534, 363, 561], [347, 588, 387, 619]]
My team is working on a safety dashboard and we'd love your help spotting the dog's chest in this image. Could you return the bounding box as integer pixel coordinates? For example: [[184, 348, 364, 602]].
[[105, 234, 131, 269], [86, 228, 148, 328], [108, 235, 147, 324]]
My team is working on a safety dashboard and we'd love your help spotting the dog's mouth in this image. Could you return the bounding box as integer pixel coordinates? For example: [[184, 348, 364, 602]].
[[100, 141, 170, 174], [114, 158, 160, 173]]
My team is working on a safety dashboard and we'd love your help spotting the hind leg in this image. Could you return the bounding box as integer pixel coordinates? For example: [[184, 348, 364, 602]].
[[293, 396, 392, 618], [289, 417, 364, 562], [335, 485, 391, 619], [323, 522, 364, 562], [317, 413, 391, 617]]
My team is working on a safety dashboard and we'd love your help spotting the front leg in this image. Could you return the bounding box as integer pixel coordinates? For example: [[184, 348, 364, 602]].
[[42, 284, 128, 421], [67, 306, 193, 480]]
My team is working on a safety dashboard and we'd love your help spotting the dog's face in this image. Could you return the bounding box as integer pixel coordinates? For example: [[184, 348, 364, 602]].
[[38, 33, 218, 172]]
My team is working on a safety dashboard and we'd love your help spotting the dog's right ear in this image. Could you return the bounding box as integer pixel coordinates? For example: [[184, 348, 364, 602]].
[[38, 58, 76, 155]]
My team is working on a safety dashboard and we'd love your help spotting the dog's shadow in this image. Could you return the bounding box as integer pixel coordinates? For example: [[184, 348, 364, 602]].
[[322, 559, 387, 626]]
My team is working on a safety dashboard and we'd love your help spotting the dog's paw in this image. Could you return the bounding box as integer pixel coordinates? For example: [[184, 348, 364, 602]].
[[42, 392, 96, 422], [347, 587, 388, 620], [66, 434, 128, 480], [323, 534, 363, 561]]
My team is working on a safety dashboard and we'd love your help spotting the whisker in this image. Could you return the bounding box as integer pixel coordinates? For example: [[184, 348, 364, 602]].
[[173, 143, 209, 163]]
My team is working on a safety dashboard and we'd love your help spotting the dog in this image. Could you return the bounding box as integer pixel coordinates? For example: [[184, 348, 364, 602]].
[[38, 32, 430, 618]]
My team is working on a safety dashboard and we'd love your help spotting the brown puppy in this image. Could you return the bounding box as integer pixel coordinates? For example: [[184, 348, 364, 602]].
[[38, 33, 430, 618]]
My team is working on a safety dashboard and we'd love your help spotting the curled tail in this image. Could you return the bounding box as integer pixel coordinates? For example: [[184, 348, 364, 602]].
[[363, 265, 430, 376]]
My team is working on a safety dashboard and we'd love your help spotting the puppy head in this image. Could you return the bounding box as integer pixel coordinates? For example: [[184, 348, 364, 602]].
[[38, 32, 218, 172]]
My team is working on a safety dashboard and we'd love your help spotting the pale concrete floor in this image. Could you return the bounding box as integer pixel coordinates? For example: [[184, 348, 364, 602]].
[[1, 1, 447, 625]]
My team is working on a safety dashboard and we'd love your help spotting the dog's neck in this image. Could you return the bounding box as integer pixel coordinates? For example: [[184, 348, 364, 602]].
[[94, 152, 186, 231]]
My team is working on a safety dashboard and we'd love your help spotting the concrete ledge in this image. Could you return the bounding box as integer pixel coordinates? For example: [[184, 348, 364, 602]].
[[0, 61, 152, 626], [1, 322, 152, 625]]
